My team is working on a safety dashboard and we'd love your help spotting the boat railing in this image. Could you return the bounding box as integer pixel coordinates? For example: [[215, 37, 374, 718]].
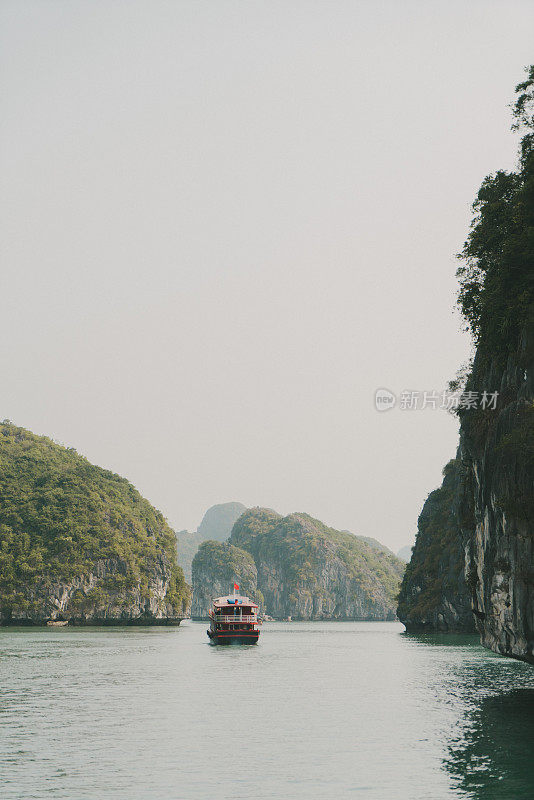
[[209, 613, 258, 623]]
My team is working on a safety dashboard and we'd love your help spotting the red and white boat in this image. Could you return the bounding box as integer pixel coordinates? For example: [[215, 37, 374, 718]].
[[207, 584, 261, 645]]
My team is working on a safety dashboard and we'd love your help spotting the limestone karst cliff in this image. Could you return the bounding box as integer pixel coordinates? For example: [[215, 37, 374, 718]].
[[453, 70, 534, 662], [0, 423, 190, 624], [192, 507, 405, 620], [399, 69, 534, 660], [191, 540, 259, 618], [397, 459, 476, 633], [177, 502, 247, 581], [396, 327, 534, 649], [459, 320, 534, 660]]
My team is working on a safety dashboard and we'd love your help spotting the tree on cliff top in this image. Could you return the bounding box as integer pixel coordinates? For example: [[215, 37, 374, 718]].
[[456, 65, 534, 366]]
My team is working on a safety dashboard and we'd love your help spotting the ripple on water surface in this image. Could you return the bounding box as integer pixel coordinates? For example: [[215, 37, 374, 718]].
[[0, 622, 533, 800]]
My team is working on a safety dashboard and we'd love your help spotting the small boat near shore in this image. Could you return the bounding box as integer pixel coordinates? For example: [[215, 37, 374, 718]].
[[207, 584, 261, 645], [46, 620, 68, 627]]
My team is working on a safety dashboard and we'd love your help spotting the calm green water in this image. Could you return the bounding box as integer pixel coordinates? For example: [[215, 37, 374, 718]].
[[1, 621, 533, 799]]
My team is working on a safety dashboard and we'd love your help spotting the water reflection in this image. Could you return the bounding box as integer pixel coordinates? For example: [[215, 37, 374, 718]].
[[446, 689, 534, 799], [402, 631, 534, 798], [401, 631, 481, 649]]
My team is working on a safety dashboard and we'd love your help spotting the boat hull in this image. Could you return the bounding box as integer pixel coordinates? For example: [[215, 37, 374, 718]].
[[207, 629, 259, 645]]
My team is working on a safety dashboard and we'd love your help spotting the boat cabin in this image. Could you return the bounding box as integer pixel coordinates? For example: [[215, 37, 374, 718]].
[[207, 594, 261, 644]]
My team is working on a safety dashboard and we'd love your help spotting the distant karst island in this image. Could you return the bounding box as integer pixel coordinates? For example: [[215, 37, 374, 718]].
[[192, 507, 405, 621], [0, 423, 406, 627], [176, 501, 247, 581]]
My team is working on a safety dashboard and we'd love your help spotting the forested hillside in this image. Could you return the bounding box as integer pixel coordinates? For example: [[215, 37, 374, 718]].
[[192, 507, 405, 620], [0, 422, 190, 623]]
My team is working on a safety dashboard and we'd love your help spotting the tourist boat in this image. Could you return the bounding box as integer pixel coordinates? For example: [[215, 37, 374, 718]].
[[207, 584, 261, 645]]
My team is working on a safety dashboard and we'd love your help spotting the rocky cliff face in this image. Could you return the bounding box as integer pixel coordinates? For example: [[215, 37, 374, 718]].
[[397, 460, 476, 633], [396, 295, 533, 650], [398, 72, 534, 658], [5, 554, 185, 625], [460, 320, 534, 661], [197, 507, 405, 620], [0, 422, 190, 624], [450, 73, 534, 661], [191, 540, 258, 618]]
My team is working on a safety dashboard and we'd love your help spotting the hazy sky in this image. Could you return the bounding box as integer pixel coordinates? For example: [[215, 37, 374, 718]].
[[1, 1, 533, 552]]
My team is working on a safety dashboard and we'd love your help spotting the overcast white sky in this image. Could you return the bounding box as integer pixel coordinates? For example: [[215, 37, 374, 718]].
[[1, 1, 533, 552]]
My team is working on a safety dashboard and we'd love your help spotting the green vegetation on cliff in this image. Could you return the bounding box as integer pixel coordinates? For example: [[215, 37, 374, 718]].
[[0, 422, 189, 619], [456, 65, 534, 373], [452, 67, 534, 661], [230, 508, 405, 619], [400, 68, 534, 650], [191, 539, 261, 617], [193, 540, 257, 587]]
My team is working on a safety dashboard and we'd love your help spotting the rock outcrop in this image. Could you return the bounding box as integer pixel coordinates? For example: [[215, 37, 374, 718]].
[[460, 320, 534, 661], [193, 507, 405, 620], [191, 540, 259, 618], [397, 460, 476, 633], [399, 71, 534, 659], [0, 422, 190, 624], [176, 502, 247, 581], [8, 554, 184, 625], [449, 71, 534, 661]]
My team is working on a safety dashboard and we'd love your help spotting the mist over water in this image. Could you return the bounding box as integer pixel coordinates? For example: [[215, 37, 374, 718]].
[[1, 622, 533, 799]]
